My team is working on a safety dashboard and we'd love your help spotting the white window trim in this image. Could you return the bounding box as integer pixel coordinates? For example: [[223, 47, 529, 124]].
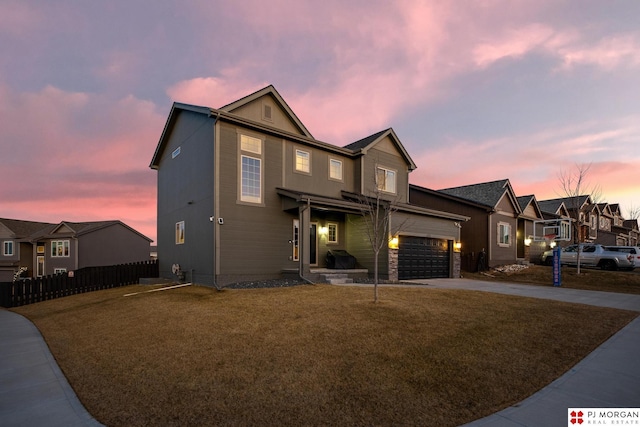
[[329, 158, 343, 182], [3, 241, 14, 256], [376, 166, 397, 194], [54, 268, 67, 275], [51, 240, 70, 257], [238, 133, 264, 205], [240, 134, 262, 154], [294, 148, 311, 174], [176, 221, 185, 245], [240, 154, 263, 204], [327, 223, 338, 244], [497, 222, 511, 247]]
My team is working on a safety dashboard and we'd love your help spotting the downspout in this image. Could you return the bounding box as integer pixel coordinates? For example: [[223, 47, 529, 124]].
[[211, 111, 221, 290]]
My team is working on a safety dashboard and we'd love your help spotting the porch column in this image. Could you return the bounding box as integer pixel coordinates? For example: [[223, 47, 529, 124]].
[[299, 203, 311, 277]]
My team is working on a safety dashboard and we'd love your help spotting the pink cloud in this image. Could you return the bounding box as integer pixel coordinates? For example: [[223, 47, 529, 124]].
[[558, 33, 640, 70], [166, 75, 268, 109], [0, 84, 162, 241], [473, 24, 556, 68], [409, 118, 640, 214]]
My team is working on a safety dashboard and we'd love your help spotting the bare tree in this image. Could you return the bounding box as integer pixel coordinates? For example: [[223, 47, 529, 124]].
[[355, 188, 395, 303], [557, 163, 600, 274], [351, 166, 409, 303], [626, 204, 640, 220]]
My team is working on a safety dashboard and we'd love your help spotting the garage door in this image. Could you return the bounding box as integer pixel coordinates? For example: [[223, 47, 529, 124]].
[[398, 236, 450, 279]]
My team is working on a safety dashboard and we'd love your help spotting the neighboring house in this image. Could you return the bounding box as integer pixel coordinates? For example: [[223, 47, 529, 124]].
[[537, 199, 570, 221], [515, 195, 546, 263], [150, 85, 468, 286], [0, 218, 153, 281], [623, 219, 639, 246], [410, 179, 522, 271], [538, 195, 595, 243], [597, 203, 630, 246], [538, 197, 639, 247]]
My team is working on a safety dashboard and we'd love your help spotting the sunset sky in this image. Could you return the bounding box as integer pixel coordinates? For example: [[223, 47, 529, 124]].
[[2, 1, 639, 243]]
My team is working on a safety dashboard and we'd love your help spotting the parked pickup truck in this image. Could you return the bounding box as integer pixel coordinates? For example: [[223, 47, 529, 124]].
[[540, 244, 636, 270]]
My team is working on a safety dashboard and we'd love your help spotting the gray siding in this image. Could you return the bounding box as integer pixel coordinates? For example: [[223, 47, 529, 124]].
[[77, 224, 150, 268], [490, 214, 518, 266], [346, 213, 389, 278], [156, 110, 215, 283], [410, 187, 490, 271], [282, 142, 355, 198], [392, 212, 458, 241], [216, 124, 297, 284], [362, 146, 409, 203]]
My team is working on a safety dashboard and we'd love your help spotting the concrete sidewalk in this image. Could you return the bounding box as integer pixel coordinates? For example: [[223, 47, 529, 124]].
[[406, 278, 640, 426], [0, 309, 103, 427]]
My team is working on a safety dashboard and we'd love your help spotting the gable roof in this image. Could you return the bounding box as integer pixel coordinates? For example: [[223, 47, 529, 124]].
[[597, 203, 613, 217], [219, 85, 313, 138], [539, 195, 592, 212], [0, 218, 151, 242], [538, 199, 566, 216], [438, 179, 520, 213], [516, 195, 543, 219], [0, 218, 55, 239], [151, 85, 419, 173], [41, 220, 152, 241], [409, 184, 495, 212], [344, 128, 417, 171]]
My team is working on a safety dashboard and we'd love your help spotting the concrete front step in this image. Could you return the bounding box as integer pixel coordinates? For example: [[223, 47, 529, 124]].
[[325, 277, 354, 285]]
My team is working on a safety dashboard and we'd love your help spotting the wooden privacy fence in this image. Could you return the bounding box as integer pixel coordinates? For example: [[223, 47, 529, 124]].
[[0, 260, 158, 308]]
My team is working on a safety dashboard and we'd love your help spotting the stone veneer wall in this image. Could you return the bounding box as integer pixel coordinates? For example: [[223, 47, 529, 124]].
[[388, 248, 398, 282]]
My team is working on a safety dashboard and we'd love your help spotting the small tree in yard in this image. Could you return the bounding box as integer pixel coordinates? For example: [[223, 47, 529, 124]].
[[354, 167, 408, 303], [558, 163, 601, 275], [356, 191, 393, 303]]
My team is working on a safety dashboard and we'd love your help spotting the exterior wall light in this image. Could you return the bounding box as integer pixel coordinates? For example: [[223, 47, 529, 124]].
[[319, 226, 328, 235], [388, 236, 399, 249], [454, 241, 462, 252], [524, 238, 532, 246]]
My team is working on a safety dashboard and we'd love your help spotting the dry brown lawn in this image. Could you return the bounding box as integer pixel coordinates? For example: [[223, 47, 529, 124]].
[[464, 264, 640, 294], [12, 284, 637, 427]]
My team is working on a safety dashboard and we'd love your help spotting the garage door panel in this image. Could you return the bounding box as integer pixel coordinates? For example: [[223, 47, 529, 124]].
[[398, 237, 449, 279]]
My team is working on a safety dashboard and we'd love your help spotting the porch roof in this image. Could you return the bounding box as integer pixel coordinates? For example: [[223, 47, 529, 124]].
[[276, 188, 364, 213]]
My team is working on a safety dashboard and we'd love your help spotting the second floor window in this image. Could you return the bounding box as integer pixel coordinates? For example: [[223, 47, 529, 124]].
[[376, 166, 396, 193], [295, 149, 310, 173], [51, 240, 70, 257], [239, 134, 263, 204], [3, 241, 14, 256], [329, 158, 343, 181]]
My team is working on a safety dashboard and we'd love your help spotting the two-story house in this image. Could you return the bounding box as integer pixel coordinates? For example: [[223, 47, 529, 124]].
[[0, 218, 152, 281], [150, 85, 468, 286], [539, 195, 594, 243]]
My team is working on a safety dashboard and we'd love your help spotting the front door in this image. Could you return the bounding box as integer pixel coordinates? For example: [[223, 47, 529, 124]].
[[310, 223, 318, 266]]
